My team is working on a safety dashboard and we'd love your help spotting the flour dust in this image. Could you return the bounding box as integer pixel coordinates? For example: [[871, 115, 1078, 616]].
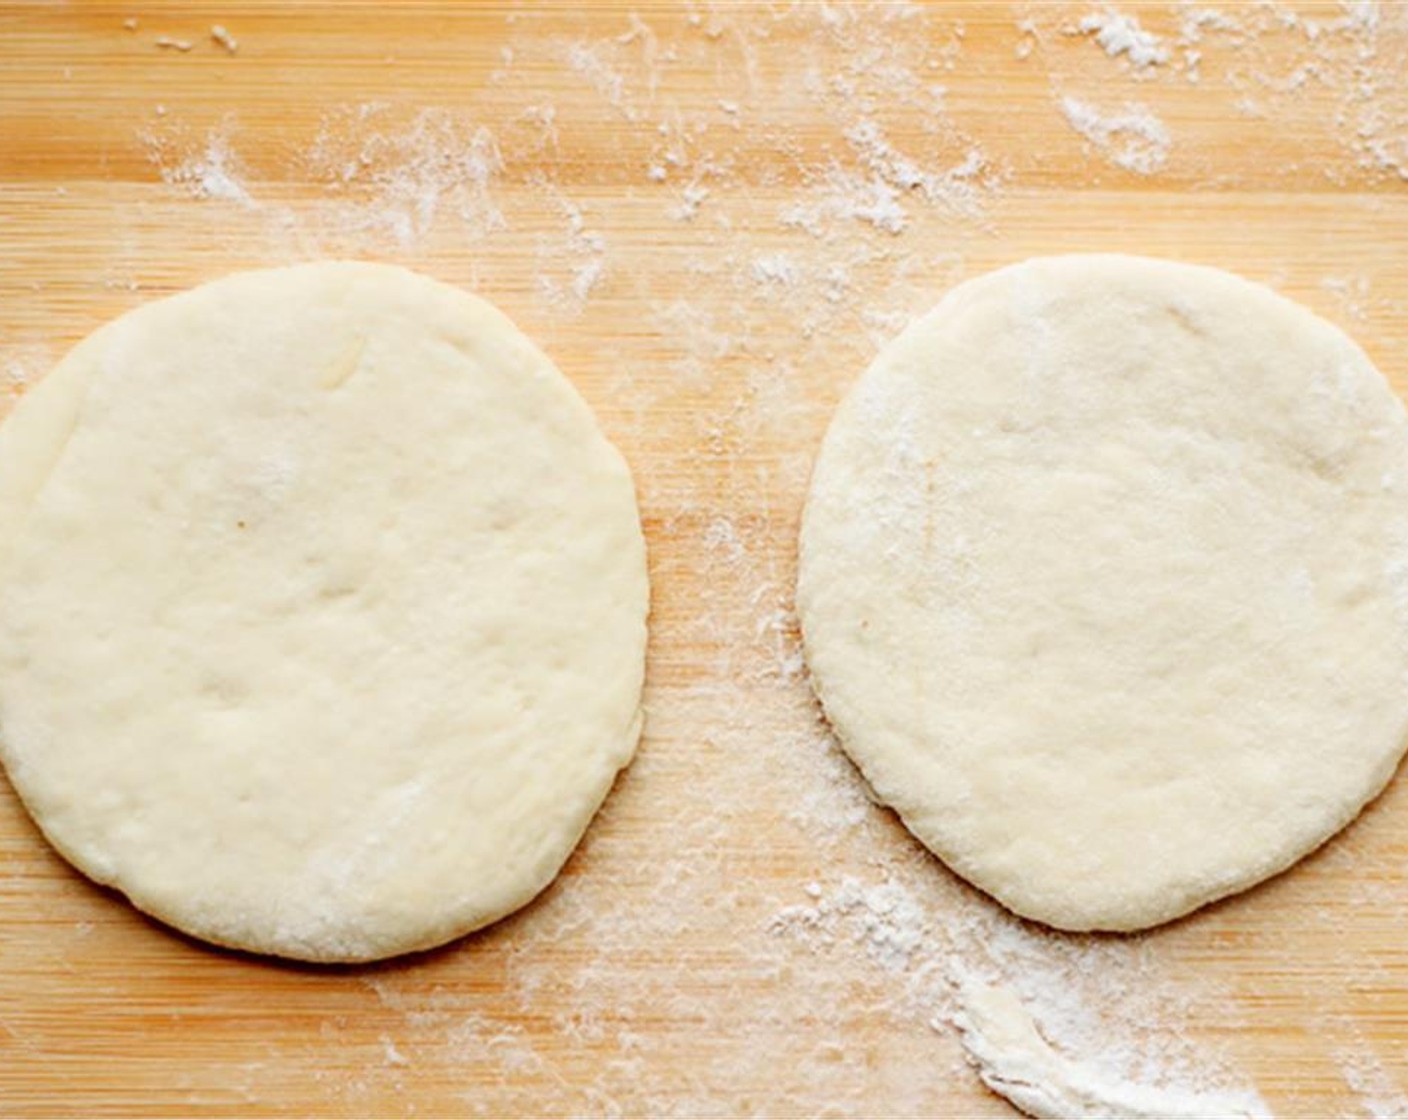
[[28, 1, 1408, 1116]]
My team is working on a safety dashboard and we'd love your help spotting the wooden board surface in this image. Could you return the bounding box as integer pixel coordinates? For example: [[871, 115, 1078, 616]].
[[3, 2, 1408, 1116]]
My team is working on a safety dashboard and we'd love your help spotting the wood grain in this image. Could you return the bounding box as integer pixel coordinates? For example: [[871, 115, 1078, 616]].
[[2, 2, 1407, 1116]]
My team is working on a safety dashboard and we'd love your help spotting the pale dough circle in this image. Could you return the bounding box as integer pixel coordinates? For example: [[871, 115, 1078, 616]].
[[0, 262, 648, 962], [798, 254, 1408, 932]]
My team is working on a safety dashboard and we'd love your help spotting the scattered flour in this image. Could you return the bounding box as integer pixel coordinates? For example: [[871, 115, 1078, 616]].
[[1078, 9, 1170, 70], [783, 165, 911, 237], [536, 196, 608, 311], [844, 119, 994, 220], [750, 253, 800, 287], [651, 300, 734, 389], [301, 105, 505, 247], [1177, 7, 1242, 45], [769, 872, 1270, 1120], [565, 38, 638, 122], [0, 344, 50, 400], [148, 129, 254, 205], [1336, 1048, 1408, 1120], [669, 181, 712, 223], [770, 876, 929, 972], [1364, 133, 1408, 182], [1060, 95, 1171, 174], [379, 1036, 409, 1069], [951, 978, 1269, 1119], [1321, 273, 1374, 322], [29, 3, 1408, 1115]]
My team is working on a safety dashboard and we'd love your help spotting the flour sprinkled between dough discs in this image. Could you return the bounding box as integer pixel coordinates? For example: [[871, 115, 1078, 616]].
[[798, 254, 1408, 932], [0, 262, 648, 962]]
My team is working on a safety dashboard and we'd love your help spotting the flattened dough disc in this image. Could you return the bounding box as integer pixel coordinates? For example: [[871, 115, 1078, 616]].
[[798, 254, 1408, 931], [0, 262, 648, 962]]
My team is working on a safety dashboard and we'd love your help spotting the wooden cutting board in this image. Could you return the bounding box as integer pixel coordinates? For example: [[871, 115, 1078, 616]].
[[3, 2, 1408, 1116]]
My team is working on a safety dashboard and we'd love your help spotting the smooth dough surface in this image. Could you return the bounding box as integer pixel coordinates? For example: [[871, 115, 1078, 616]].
[[0, 261, 648, 962], [798, 254, 1408, 931]]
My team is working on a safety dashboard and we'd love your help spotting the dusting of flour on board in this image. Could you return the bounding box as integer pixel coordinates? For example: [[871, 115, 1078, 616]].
[[950, 977, 1268, 1119], [1075, 8, 1170, 71], [142, 124, 254, 205], [1059, 95, 1170, 173], [768, 870, 1269, 1119], [14, 1, 1407, 1115]]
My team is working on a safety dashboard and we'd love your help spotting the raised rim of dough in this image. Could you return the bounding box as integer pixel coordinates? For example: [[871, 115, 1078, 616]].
[[0, 261, 649, 962], [797, 253, 1408, 932]]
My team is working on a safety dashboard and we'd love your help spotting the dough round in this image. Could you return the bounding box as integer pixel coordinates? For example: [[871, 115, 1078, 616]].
[[798, 254, 1408, 931], [0, 262, 648, 962]]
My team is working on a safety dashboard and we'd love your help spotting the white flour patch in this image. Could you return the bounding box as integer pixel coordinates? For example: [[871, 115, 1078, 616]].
[[669, 181, 712, 223], [1337, 1048, 1408, 1119], [1364, 134, 1408, 182], [1078, 9, 1169, 70], [1176, 7, 1243, 46], [146, 128, 254, 205], [380, 1035, 409, 1069], [1321, 274, 1374, 322], [770, 876, 929, 973], [0, 344, 51, 400], [750, 253, 800, 288], [1060, 95, 1171, 174], [844, 119, 995, 220], [783, 165, 910, 236], [651, 300, 734, 389], [771, 874, 1269, 1120], [952, 977, 1270, 1119], [566, 40, 629, 115], [141, 105, 507, 252], [303, 105, 505, 248], [535, 195, 609, 312], [1016, 18, 1040, 59]]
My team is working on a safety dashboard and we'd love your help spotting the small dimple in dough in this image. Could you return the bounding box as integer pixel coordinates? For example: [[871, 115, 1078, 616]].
[[797, 254, 1408, 932], [0, 261, 649, 963]]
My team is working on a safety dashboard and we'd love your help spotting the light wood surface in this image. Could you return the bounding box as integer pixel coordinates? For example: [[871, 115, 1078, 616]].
[[3, 2, 1408, 1117]]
